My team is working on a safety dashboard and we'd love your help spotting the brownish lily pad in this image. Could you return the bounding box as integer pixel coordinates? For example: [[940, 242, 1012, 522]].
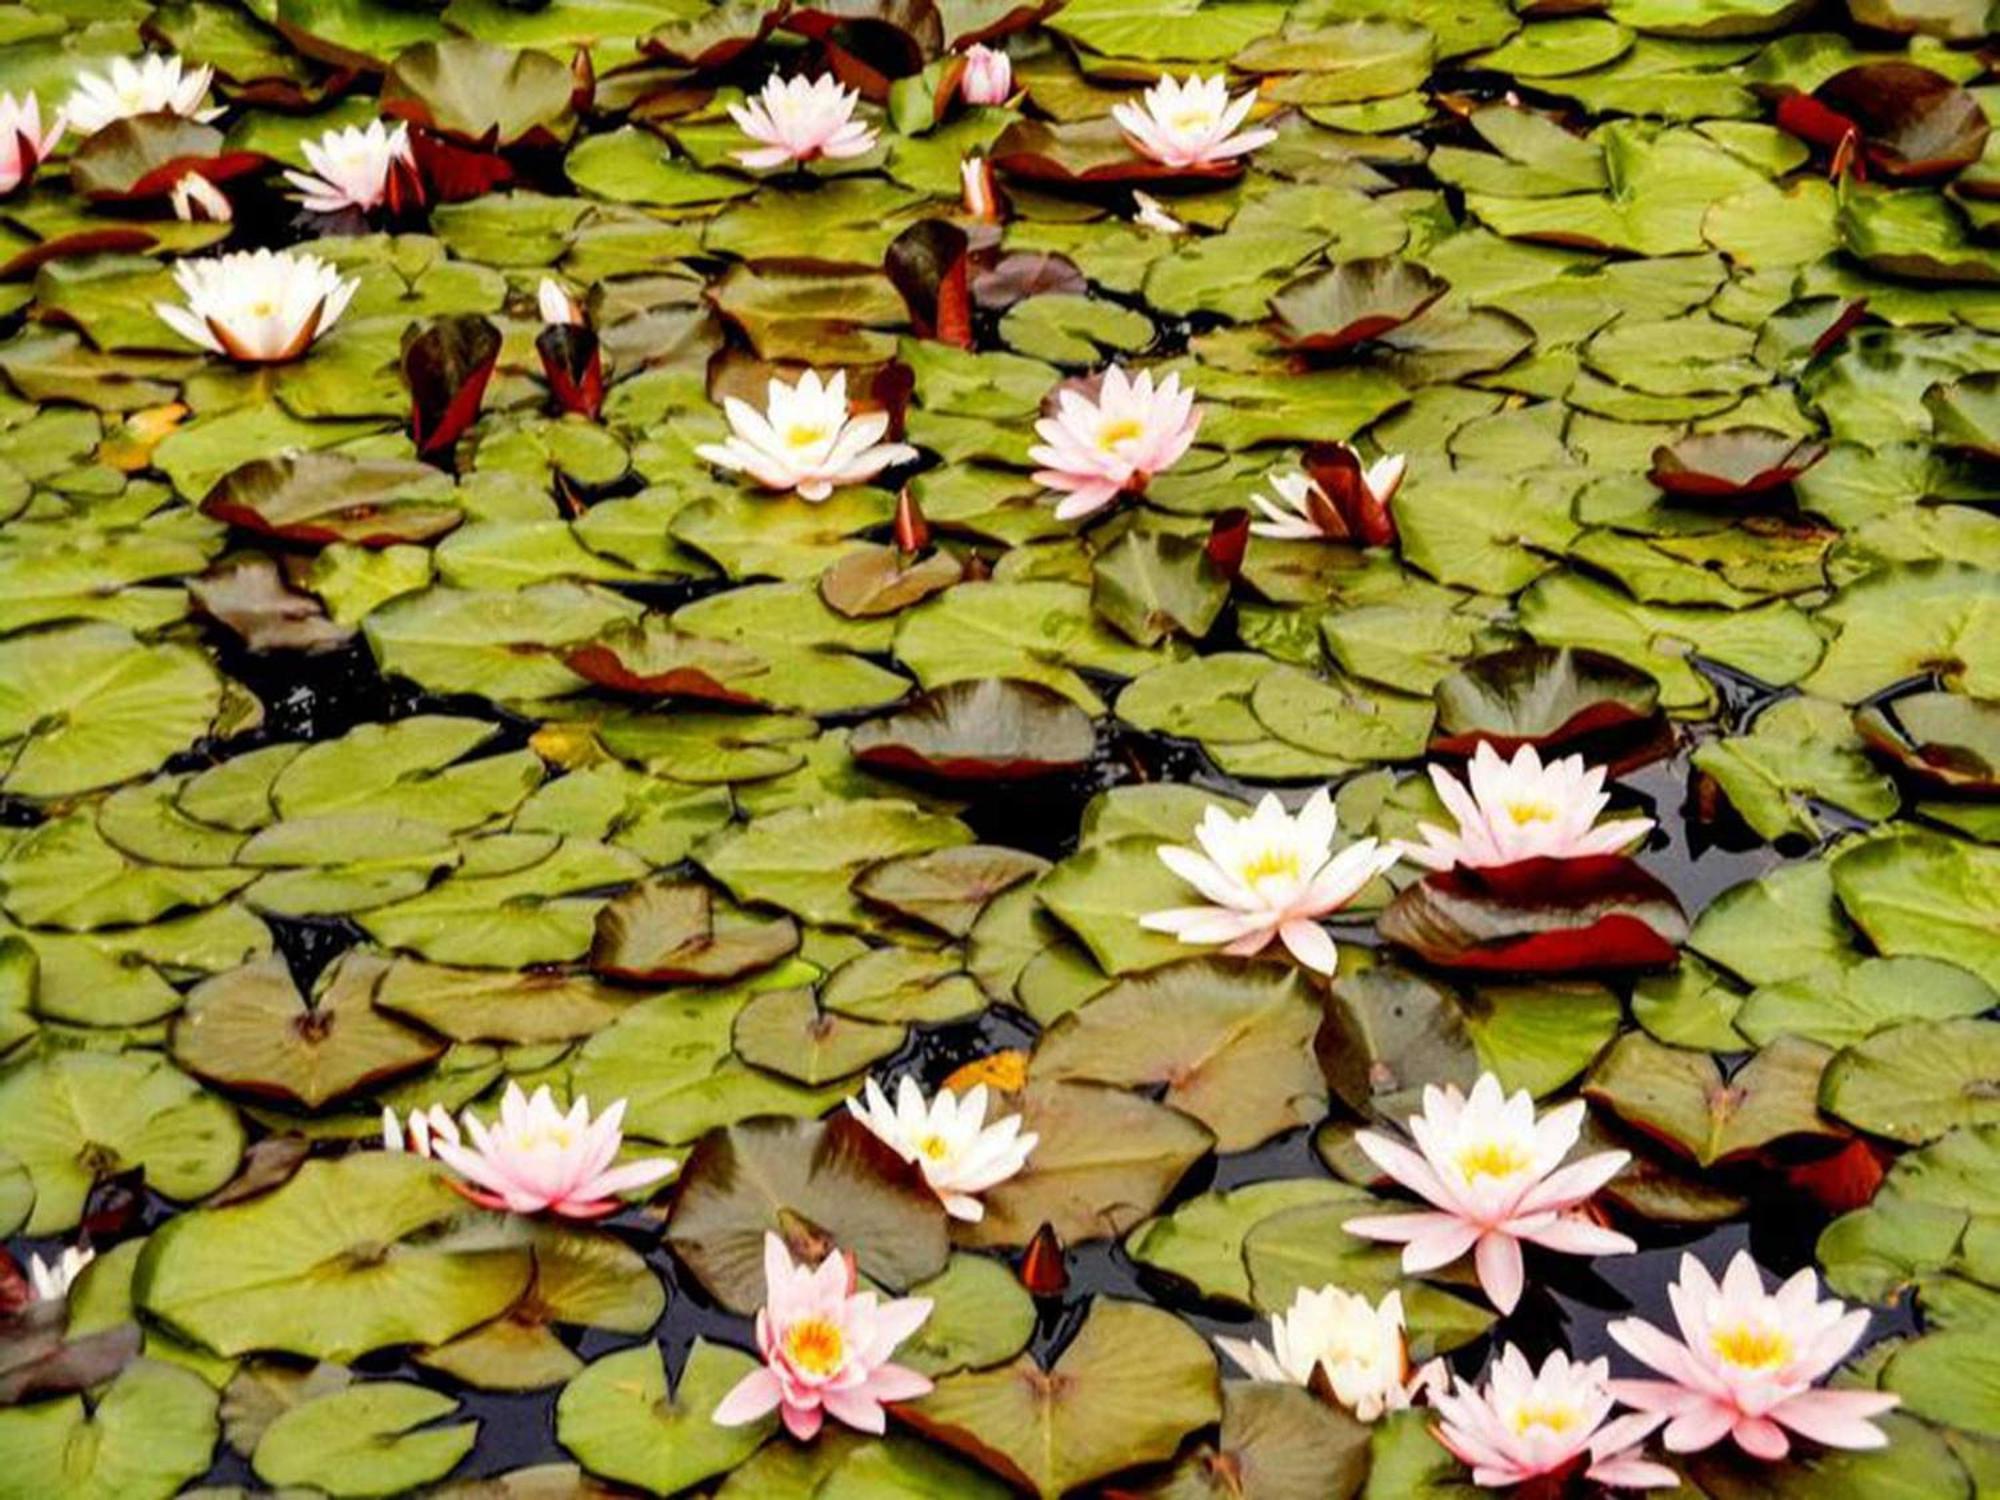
[[853, 845, 1050, 936], [1430, 646, 1666, 765], [850, 679, 1096, 780], [189, 554, 355, 654], [67, 117, 265, 203], [885, 220, 974, 349], [202, 453, 462, 548], [1648, 429, 1828, 500], [1379, 856, 1688, 975], [1813, 63, 1991, 183], [665, 1113, 949, 1314], [991, 118, 1239, 186], [589, 880, 801, 984], [1583, 1031, 1844, 1167], [820, 543, 965, 618], [1269, 257, 1448, 355]]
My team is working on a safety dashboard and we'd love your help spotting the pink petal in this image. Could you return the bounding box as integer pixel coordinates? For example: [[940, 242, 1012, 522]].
[[1474, 1231, 1525, 1313], [1769, 1388, 1897, 1450], [711, 1366, 782, 1427]]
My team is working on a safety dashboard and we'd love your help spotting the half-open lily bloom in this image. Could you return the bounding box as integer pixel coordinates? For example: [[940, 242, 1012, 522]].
[[959, 45, 1013, 106], [1140, 789, 1397, 976], [1250, 449, 1407, 541], [27, 1245, 94, 1303], [1132, 191, 1186, 235], [960, 155, 1000, 223], [168, 171, 230, 223], [537, 276, 582, 325], [695, 369, 917, 502], [1028, 364, 1201, 521], [845, 1076, 1037, 1222], [381, 1102, 460, 1159], [65, 54, 219, 137], [730, 74, 877, 169], [1112, 73, 1276, 170], [155, 248, 358, 364], [1433, 1346, 1676, 1491], [421, 1082, 676, 1219], [1399, 742, 1655, 874], [1344, 1073, 1635, 1313], [1607, 1251, 1899, 1461], [285, 120, 414, 214], [0, 94, 64, 197], [1216, 1285, 1438, 1421], [713, 1232, 934, 1441]]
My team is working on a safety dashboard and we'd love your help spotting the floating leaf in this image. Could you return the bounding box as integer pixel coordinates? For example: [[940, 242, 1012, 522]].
[[903, 1299, 1221, 1500], [555, 1340, 771, 1495], [1855, 691, 2000, 795], [202, 452, 462, 547], [1269, 257, 1448, 353], [253, 1381, 477, 1498], [1380, 857, 1688, 974], [1430, 645, 1663, 761], [731, 985, 906, 1085], [1583, 1031, 1842, 1166], [589, 880, 800, 985], [853, 845, 1050, 937], [1820, 1018, 2000, 1145], [1814, 62, 1991, 181], [0, 1360, 218, 1500], [1648, 428, 1827, 499], [851, 678, 1096, 780]]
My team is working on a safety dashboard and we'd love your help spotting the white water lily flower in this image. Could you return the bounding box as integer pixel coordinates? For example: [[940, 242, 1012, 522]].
[[26, 1245, 94, 1303], [1400, 742, 1656, 873], [1112, 73, 1275, 170], [1344, 1072, 1636, 1314], [730, 74, 877, 170], [537, 276, 581, 325], [845, 1076, 1036, 1222], [0, 94, 65, 197], [382, 1103, 460, 1158], [155, 248, 357, 364], [168, 171, 230, 222], [65, 54, 220, 137], [695, 369, 917, 501], [1251, 450, 1407, 541], [1138, 789, 1398, 975], [1433, 1346, 1677, 1490], [1608, 1251, 1900, 1460], [1216, 1285, 1438, 1421], [423, 1082, 676, 1219], [285, 119, 413, 213], [1028, 364, 1201, 521], [1132, 191, 1185, 235]]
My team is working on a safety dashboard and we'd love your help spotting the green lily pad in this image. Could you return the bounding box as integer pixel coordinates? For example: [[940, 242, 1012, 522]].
[[1821, 1018, 2000, 1145], [1584, 1031, 1843, 1165], [253, 1381, 477, 1498], [134, 1153, 533, 1362], [555, 1340, 772, 1495], [1831, 830, 2000, 991], [0, 1360, 219, 1500]]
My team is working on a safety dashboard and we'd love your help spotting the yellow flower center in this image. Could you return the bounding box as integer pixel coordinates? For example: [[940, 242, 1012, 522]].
[[1097, 417, 1146, 451], [917, 1134, 952, 1162], [1239, 848, 1301, 884], [783, 1316, 846, 1377], [520, 1125, 575, 1154], [1710, 1322, 1790, 1371], [784, 423, 829, 450], [1170, 108, 1217, 133], [247, 300, 278, 319], [1455, 1140, 1531, 1182], [1505, 800, 1558, 826], [1511, 1402, 1579, 1436]]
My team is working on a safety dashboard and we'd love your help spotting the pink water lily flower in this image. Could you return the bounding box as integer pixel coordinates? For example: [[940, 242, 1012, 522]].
[[413, 1082, 676, 1219], [1139, 789, 1398, 975], [730, 74, 877, 169], [1399, 742, 1655, 873], [695, 369, 917, 501], [1112, 73, 1276, 170], [285, 120, 414, 213], [0, 94, 65, 197], [1028, 364, 1201, 521], [1433, 1346, 1677, 1491], [713, 1232, 934, 1441], [1607, 1251, 1900, 1461], [959, 44, 1014, 107], [1344, 1073, 1635, 1313]]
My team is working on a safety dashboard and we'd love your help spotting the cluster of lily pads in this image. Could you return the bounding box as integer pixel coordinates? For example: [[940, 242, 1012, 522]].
[[1, 0, 1998, 1495]]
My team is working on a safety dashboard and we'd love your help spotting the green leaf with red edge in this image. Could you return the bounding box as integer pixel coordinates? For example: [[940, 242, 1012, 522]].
[[1269, 256, 1448, 354], [664, 1113, 950, 1314], [383, 38, 577, 147], [67, 117, 265, 202], [1647, 428, 1827, 499], [1378, 856, 1688, 975], [991, 117, 1240, 185], [1582, 1030, 1844, 1167], [1855, 691, 2000, 795], [1430, 645, 1665, 764], [563, 617, 772, 705], [202, 453, 462, 548]]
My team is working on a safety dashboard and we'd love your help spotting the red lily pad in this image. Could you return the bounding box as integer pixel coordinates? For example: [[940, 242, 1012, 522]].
[[202, 453, 463, 547], [1299, 442, 1396, 547], [1813, 63, 1991, 182], [1648, 428, 1828, 499], [1855, 691, 2000, 795], [404, 315, 502, 462], [991, 118, 1240, 186], [1430, 646, 1666, 765], [408, 126, 514, 202], [67, 117, 266, 203], [1269, 257, 1448, 355], [642, 0, 784, 68], [1378, 856, 1688, 975], [784, 0, 945, 99], [536, 323, 603, 420], [850, 679, 1097, 780], [564, 618, 771, 705]]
